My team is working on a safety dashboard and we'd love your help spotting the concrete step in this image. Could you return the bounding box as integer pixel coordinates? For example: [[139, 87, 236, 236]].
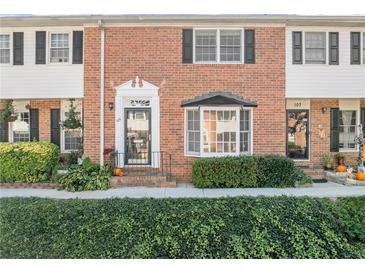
[[297, 166, 325, 180], [110, 175, 176, 188]]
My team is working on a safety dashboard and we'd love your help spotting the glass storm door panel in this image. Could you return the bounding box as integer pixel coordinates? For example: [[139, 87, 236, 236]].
[[125, 109, 151, 165], [287, 110, 309, 159]]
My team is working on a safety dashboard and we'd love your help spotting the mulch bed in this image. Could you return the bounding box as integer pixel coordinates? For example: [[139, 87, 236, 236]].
[[0, 183, 61, 189]]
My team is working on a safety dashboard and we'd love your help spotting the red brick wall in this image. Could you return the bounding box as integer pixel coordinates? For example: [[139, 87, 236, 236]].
[[83, 27, 101, 162], [30, 100, 60, 141], [295, 99, 365, 168], [83, 26, 286, 181]]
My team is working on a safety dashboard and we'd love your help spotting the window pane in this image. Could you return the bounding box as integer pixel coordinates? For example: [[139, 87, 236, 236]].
[[203, 109, 239, 154], [65, 129, 82, 150], [195, 30, 217, 62], [12, 112, 30, 142], [240, 110, 251, 153], [50, 33, 69, 63], [0, 34, 10, 48], [305, 32, 326, 64], [220, 30, 241, 62], [186, 110, 200, 153], [0, 48, 10, 64], [339, 110, 357, 149]]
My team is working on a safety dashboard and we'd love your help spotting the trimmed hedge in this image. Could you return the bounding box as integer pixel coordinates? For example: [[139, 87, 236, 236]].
[[192, 155, 298, 188], [0, 142, 59, 183], [0, 196, 363, 259]]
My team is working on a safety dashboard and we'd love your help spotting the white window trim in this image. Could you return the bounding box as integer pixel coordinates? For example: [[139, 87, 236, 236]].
[[193, 28, 244, 64], [339, 109, 360, 153], [8, 112, 30, 142], [303, 31, 328, 65], [0, 32, 12, 66], [48, 32, 72, 65], [184, 106, 253, 157]]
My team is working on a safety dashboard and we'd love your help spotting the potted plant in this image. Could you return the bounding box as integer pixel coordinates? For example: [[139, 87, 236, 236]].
[[0, 100, 17, 123], [334, 153, 346, 166], [61, 99, 82, 129], [322, 153, 333, 170]]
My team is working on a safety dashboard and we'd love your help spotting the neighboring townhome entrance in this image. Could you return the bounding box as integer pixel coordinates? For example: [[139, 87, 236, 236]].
[[286, 109, 310, 159], [125, 108, 151, 165], [115, 76, 160, 167]]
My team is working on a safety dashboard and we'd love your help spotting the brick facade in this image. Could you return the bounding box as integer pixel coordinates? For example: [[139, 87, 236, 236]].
[[83, 26, 286, 181], [307, 99, 365, 167]]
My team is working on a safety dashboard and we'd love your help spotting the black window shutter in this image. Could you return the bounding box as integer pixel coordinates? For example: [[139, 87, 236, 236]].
[[361, 108, 365, 135], [292, 31, 303, 64], [182, 29, 193, 63], [329, 32, 339, 65], [13, 32, 24, 65], [330, 108, 340, 152], [30, 109, 39, 141], [350, 32, 360, 65], [72, 31, 83, 64], [50, 109, 61, 147], [244, 29, 255, 64], [35, 31, 46, 64], [0, 111, 9, 142]]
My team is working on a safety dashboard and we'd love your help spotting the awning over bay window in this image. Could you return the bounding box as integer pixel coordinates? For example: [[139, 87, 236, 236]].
[[181, 92, 257, 107]]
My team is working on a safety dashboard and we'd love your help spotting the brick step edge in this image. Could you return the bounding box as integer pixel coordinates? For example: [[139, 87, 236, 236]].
[[0, 182, 61, 189]]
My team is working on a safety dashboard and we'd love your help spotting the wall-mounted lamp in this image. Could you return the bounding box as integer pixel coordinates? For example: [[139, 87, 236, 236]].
[[108, 102, 114, 111], [321, 107, 327, 114]]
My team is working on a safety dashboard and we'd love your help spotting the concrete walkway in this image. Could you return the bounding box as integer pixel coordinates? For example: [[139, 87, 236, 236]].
[[1, 182, 365, 199]]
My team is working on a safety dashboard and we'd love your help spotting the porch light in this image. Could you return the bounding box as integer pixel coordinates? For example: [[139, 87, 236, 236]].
[[108, 102, 114, 111], [321, 107, 327, 114]]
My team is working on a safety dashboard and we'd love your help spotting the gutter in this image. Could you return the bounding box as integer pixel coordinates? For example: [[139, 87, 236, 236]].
[[98, 19, 105, 165]]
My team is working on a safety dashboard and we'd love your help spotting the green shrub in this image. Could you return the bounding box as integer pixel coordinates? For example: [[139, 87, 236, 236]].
[[294, 168, 313, 185], [0, 196, 363, 259], [0, 142, 60, 183], [192, 155, 297, 188], [58, 158, 110, 191], [66, 150, 79, 167], [334, 197, 365, 256]]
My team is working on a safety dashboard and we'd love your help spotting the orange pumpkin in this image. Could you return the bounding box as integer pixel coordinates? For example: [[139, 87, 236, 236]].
[[356, 172, 365, 181], [114, 168, 123, 176], [336, 165, 347, 172]]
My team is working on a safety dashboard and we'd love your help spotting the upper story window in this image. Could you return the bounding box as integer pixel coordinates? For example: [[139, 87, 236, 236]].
[[194, 29, 242, 63], [50, 33, 69, 63], [195, 30, 217, 62], [220, 30, 242, 62], [0, 34, 10, 64], [305, 32, 326, 64]]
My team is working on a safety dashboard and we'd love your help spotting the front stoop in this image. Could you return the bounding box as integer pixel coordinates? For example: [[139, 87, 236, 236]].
[[295, 163, 325, 180], [324, 171, 365, 186], [110, 175, 176, 188]]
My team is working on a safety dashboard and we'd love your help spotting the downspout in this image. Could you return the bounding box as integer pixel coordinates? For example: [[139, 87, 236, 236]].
[[98, 19, 105, 165]]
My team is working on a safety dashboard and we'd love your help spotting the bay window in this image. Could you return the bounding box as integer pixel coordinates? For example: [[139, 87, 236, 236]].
[[185, 107, 252, 157]]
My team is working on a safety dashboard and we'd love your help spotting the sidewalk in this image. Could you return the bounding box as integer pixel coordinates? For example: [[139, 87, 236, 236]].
[[1, 182, 365, 199]]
